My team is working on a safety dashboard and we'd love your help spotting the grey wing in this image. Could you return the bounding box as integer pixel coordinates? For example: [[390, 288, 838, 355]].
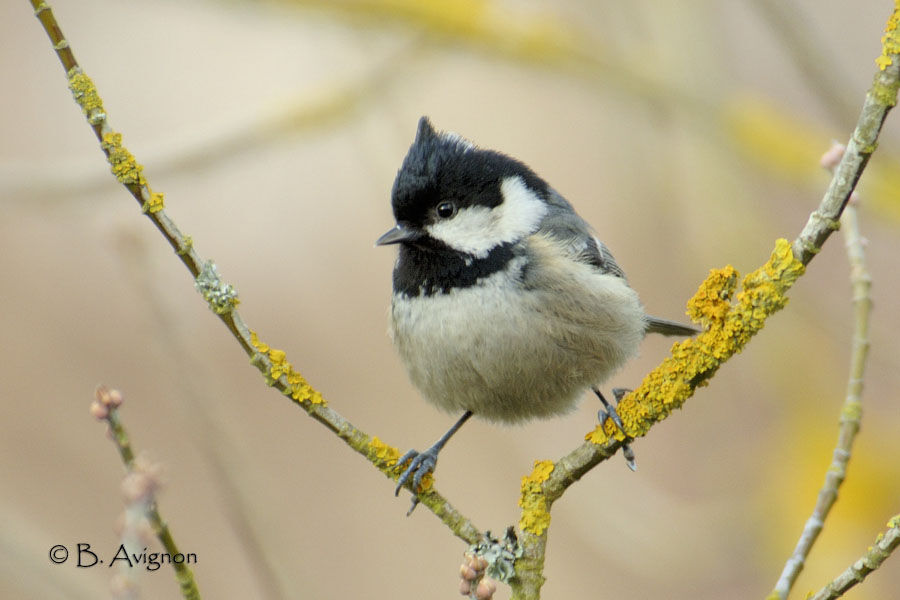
[[538, 188, 628, 279], [539, 189, 698, 337], [590, 237, 627, 279]]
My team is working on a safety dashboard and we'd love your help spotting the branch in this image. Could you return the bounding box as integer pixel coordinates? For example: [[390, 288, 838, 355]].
[[808, 515, 900, 600], [29, 0, 481, 545], [282, 0, 593, 66], [511, 6, 900, 597], [91, 386, 201, 600], [770, 148, 872, 599]]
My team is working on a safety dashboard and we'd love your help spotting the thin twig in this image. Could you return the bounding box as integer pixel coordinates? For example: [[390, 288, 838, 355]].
[[807, 514, 900, 600], [92, 386, 201, 600], [771, 153, 872, 598]]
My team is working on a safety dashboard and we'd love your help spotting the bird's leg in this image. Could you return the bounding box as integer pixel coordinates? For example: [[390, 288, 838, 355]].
[[395, 410, 473, 515], [593, 387, 636, 471]]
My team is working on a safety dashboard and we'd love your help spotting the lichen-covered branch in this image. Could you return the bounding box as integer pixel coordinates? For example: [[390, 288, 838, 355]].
[[510, 5, 900, 597], [792, 5, 900, 265], [512, 241, 805, 598], [30, 0, 481, 546]]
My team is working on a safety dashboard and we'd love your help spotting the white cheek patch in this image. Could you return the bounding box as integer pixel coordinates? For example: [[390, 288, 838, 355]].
[[426, 176, 547, 258], [495, 176, 548, 243]]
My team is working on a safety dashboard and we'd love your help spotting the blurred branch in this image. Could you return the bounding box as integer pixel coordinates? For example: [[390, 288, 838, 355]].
[[114, 231, 290, 600], [1, 37, 425, 200], [283, 0, 900, 215], [807, 514, 900, 600], [770, 148, 872, 599], [148, 36, 426, 179], [91, 386, 201, 600], [278, 0, 593, 65], [750, 0, 858, 125], [268, 0, 709, 116], [18, 0, 900, 224], [30, 0, 482, 546]]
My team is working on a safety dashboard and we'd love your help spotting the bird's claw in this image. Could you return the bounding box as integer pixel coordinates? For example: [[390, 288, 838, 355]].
[[611, 387, 630, 403], [597, 404, 626, 433], [394, 447, 439, 514], [595, 387, 637, 471], [394, 448, 437, 495], [594, 387, 629, 434]]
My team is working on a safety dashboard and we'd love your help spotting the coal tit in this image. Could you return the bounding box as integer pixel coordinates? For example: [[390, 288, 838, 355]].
[[377, 117, 696, 506]]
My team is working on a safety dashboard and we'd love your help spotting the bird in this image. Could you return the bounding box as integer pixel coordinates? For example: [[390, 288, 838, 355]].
[[377, 117, 697, 510]]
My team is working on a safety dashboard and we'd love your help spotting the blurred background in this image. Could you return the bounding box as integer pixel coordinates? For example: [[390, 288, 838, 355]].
[[2, 1, 899, 598]]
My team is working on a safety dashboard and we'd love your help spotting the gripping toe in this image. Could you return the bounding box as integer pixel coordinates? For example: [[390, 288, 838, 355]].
[[394, 447, 441, 514]]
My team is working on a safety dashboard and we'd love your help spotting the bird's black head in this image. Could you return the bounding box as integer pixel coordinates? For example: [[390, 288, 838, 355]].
[[378, 117, 551, 258], [377, 117, 552, 296]]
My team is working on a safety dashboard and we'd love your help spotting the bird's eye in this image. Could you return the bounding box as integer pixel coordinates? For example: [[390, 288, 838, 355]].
[[436, 202, 456, 219]]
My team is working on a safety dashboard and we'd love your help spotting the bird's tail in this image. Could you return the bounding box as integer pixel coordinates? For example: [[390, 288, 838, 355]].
[[645, 316, 700, 337]]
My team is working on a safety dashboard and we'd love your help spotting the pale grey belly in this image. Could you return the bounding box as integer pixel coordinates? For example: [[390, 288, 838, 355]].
[[390, 277, 644, 424]]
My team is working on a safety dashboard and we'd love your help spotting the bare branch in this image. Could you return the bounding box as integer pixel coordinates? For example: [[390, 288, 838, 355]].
[[771, 147, 872, 599], [807, 515, 900, 600], [92, 386, 201, 600]]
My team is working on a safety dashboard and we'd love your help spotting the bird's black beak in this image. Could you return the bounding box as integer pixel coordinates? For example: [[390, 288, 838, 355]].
[[376, 224, 421, 246]]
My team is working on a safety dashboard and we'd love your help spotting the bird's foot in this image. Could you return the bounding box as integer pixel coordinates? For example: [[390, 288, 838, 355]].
[[593, 387, 636, 471], [392, 411, 472, 515], [394, 445, 440, 515]]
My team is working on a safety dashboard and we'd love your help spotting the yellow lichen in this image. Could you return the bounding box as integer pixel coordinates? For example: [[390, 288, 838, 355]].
[[67, 70, 104, 116], [416, 472, 435, 493], [518, 460, 554, 536], [250, 330, 268, 352], [841, 400, 862, 422], [176, 236, 193, 256], [876, 2, 900, 71], [287, 371, 325, 406], [248, 330, 326, 406], [686, 265, 738, 327], [588, 239, 804, 445], [368, 436, 401, 468], [142, 191, 164, 214], [269, 349, 289, 378], [101, 132, 145, 186]]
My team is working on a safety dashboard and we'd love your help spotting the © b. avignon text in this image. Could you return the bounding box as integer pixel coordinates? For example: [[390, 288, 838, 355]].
[[49, 543, 197, 571]]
